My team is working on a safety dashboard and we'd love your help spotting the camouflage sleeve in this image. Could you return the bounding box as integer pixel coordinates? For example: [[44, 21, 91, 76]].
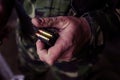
[[82, 12, 104, 53], [71, 12, 104, 64], [81, 8, 120, 59]]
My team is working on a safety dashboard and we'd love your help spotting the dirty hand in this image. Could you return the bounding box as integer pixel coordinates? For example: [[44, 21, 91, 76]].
[[32, 16, 91, 65]]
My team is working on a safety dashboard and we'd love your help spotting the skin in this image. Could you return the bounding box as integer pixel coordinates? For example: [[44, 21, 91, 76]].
[[32, 16, 91, 65]]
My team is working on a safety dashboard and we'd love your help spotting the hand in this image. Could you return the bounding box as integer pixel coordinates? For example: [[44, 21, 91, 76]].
[[32, 16, 91, 65]]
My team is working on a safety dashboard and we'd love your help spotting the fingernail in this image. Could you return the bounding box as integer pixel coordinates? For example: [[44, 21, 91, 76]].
[[37, 39, 42, 43]]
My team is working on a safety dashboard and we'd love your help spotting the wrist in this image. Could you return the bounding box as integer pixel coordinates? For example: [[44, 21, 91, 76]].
[[82, 12, 104, 52], [79, 17, 92, 46]]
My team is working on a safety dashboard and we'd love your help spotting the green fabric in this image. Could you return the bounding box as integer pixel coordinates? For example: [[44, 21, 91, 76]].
[[23, 0, 70, 17]]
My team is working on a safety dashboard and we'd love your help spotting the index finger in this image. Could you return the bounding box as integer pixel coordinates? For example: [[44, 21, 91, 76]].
[[31, 16, 69, 29]]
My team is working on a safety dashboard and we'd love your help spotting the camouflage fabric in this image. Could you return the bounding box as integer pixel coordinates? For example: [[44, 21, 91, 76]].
[[15, 0, 120, 80], [23, 0, 71, 17]]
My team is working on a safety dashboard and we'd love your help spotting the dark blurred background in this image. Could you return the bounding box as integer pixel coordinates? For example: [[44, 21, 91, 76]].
[[0, 10, 21, 79]]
